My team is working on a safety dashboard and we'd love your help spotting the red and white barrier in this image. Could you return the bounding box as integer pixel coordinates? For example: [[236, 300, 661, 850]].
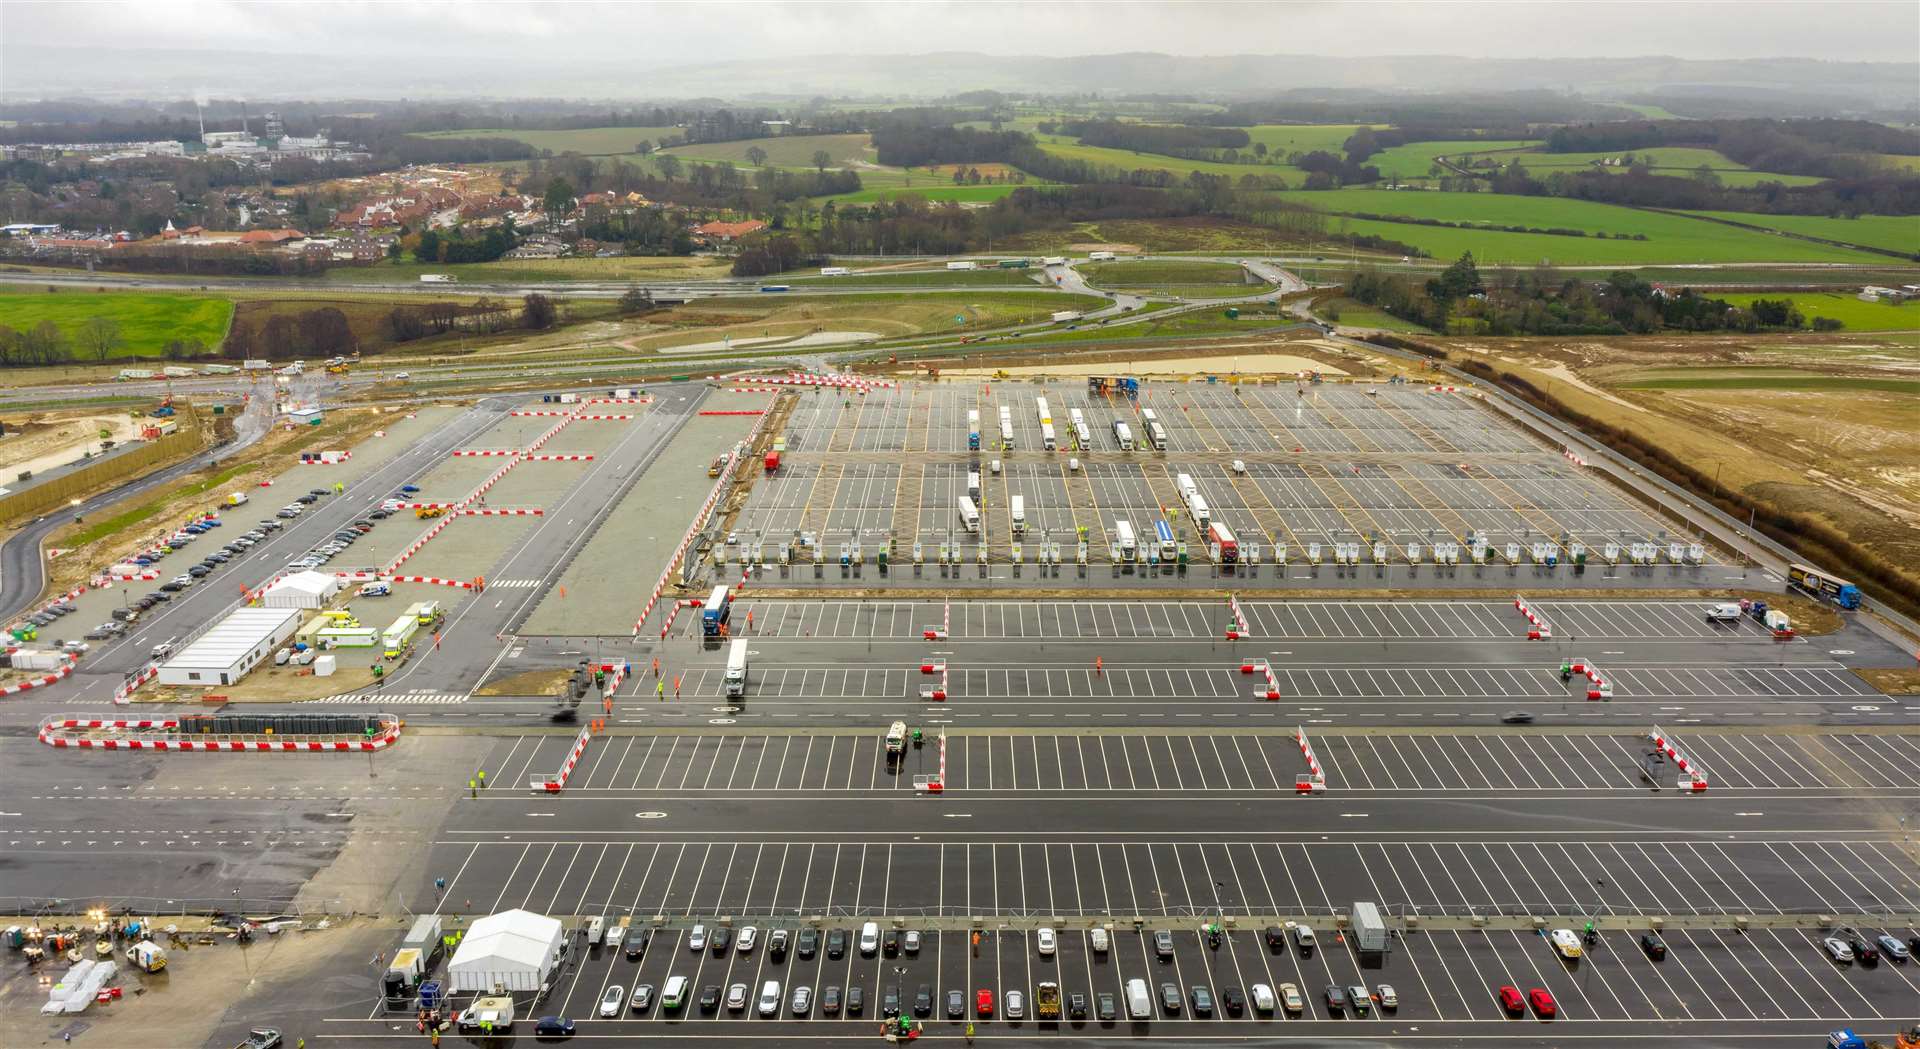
[[1295, 726, 1327, 793], [40, 715, 401, 751], [395, 502, 458, 510], [1428, 385, 1459, 394], [698, 410, 765, 417], [920, 657, 948, 701], [729, 387, 780, 393], [1225, 593, 1250, 640], [1239, 659, 1281, 700], [917, 733, 947, 793], [296, 452, 352, 465], [452, 449, 518, 457], [573, 414, 633, 421], [1514, 594, 1552, 640], [924, 599, 950, 641], [1, 653, 78, 697], [459, 507, 543, 516], [585, 397, 650, 405], [535, 727, 594, 792], [1649, 727, 1709, 792], [1569, 658, 1613, 700], [509, 410, 571, 417], [1563, 448, 1588, 468], [523, 454, 592, 462], [113, 661, 160, 706], [388, 575, 478, 590], [385, 513, 457, 574], [96, 569, 162, 584]]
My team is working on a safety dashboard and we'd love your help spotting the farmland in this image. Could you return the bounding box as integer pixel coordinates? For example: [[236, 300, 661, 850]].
[[1031, 134, 1304, 180], [661, 133, 875, 168], [1714, 292, 1920, 331], [1269, 188, 1893, 263], [0, 289, 233, 359], [1490, 146, 1826, 187], [635, 290, 1106, 348], [1368, 140, 1534, 180], [1684, 212, 1920, 255], [411, 126, 681, 154], [1240, 124, 1380, 155]]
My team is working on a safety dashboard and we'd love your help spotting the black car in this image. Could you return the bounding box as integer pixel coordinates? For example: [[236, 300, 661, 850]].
[[946, 989, 965, 1019], [1159, 982, 1181, 1013], [768, 928, 789, 960], [709, 927, 730, 954], [1153, 929, 1174, 959], [1220, 986, 1245, 1016], [698, 985, 721, 1013], [1641, 932, 1666, 960], [819, 985, 840, 1015], [881, 985, 900, 1018], [1501, 710, 1535, 724], [1264, 926, 1286, 951], [625, 930, 650, 962], [1097, 993, 1117, 1021], [1067, 992, 1088, 1019], [369, 509, 392, 520], [533, 1015, 575, 1037], [308, 488, 328, 497], [845, 985, 864, 1016], [1850, 937, 1880, 966], [883, 930, 900, 957], [1325, 984, 1348, 1014], [296, 494, 318, 504], [913, 984, 932, 1017], [796, 928, 818, 959], [826, 928, 846, 959]]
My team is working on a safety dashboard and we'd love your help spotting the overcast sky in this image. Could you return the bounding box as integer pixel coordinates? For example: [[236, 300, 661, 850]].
[[4, 0, 1917, 64]]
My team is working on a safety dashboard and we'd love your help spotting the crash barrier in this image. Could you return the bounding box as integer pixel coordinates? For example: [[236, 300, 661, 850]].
[[923, 599, 950, 641], [40, 712, 401, 751], [697, 410, 765, 417], [395, 502, 457, 510], [535, 727, 594, 792], [1226, 593, 1250, 640], [1239, 659, 1281, 700], [296, 452, 352, 465], [1295, 727, 1327, 793], [920, 657, 948, 702], [112, 661, 160, 706], [508, 410, 571, 417], [385, 513, 457, 575], [0, 652, 79, 697], [1563, 447, 1588, 468], [585, 397, 650, 405], [658, 599, 695, 639], [451, 449, 518, 457], [1514, 594, 1552, 640], [915, 733, 947, 794], [736, 372, 896, 392], [1568, 658, 1613, 700], [573, 414, 633, 421], [1649, 727, 1710, 792], [459, 508, 543, 516], [634, 396, 776, 635], [388, 576, 481, 590], [728, 387, 780, 393], [522, 454, 592, 462], [1428, 385, 1459, 394], [96, 568, 162, 584]]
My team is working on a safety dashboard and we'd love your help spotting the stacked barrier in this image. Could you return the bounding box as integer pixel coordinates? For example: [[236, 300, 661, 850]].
[[535, 727, 594, 792], [40, 714, 401, 752], [459, 508, 543, 516], [919, 657, 948, 701], [1569, 658, 1613, 700], [452, 449, 518, 457], [1295, 727, 1327, 793], [1649, 727, 1709, 792], [388, 575, 479, 590], [1514, 595, 1552, 640], [523, 454, 592, 462], [916, 733, 946, 794], [1225, 594, 1250, 640], [1240, 658, 1281, 700], [923, 599, 950, 641], [1563, 448, 1588, 467]]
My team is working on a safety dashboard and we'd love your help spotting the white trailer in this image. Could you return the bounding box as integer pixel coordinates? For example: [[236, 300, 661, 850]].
[[1035, 397, 1051, 424], [1010, 495, 1026, 534], [724, 638, 749, 697], [1050, 310, 1083, 324], [998, 406, 1014, 447], [419, 273, 457, 283], [958, 495, 980, 533], [1113, 420, 1134, 450], [946, 260, 978, 271], [1176, 473, 1198, 500], [1040, 421, 1057, 451], [819, 266, 850, 276], [1147, 420, 1168, 450], [1187, 493, 1210, 530], [1114, 520, 1138, 561], [1041, 256, 1068, 267], [967, 470, 981, 501]]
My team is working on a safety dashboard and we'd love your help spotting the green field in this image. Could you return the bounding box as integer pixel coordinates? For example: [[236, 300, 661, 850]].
[[663, 133, 875, 168], [0, 289, 233, 359], [412, 126, 681, 155], [1481, 147, 1825, 188], [1321, 297, 1434, 332], [1080, 260, 1250, 286], [1616, 370, 1919, 395], [1854, 154, 1920, 174], [1715, 292, 1920, 331], [1367, 140, 1534, 180], [1241, 124, 1380, 156], [819, 182, 1030, 206], [1271, 188, 1891, 264], [1032, 135, 1304, 181], [1687, 212, 1920, 255]]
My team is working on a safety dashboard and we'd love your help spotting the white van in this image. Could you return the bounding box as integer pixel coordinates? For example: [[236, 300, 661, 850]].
[[859, 922, 880, 956], [1706, 603, 1742, 621], [1126, 978, 1152, 1019], [661, 975, 690, 1011], [585, 916, 606, 945], [757, 980, 782, 1017]]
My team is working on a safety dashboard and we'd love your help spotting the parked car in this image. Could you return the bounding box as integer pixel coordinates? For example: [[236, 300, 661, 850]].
[[1497, 985, 1525, 1015], [1528, 987, 1557, 1019], [532, 1016, 575, 1037], [598, 985, 625, 1018]]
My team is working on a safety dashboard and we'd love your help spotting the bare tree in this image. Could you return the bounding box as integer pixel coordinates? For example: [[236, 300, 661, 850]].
[[745, 145, 768, 167], [811, 149, 832, 173], [78, 316, 125, 363]]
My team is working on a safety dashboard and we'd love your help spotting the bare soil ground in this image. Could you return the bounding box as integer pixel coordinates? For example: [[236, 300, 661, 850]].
[[1445, 333, 1920, 595]]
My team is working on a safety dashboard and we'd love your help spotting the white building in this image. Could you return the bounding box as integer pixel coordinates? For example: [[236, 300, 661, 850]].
[[157, 607, 301, 686], [261, 570, 340, 610], [448, 909, 565, 993]]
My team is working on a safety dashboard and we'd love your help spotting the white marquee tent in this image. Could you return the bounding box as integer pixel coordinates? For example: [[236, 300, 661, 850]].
[[446, 909, 564, 993]]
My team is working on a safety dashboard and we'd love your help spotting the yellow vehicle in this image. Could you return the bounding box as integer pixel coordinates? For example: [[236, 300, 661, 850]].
[[326, 364, 349, 375], [415, 506, 444, 519]]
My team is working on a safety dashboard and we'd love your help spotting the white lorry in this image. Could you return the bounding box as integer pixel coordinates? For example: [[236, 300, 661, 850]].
[[724, 638, 749, 698]]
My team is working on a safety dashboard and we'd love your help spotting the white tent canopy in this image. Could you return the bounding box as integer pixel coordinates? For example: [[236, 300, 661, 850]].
[[261, 569, 340, 609], [447, 909, 563, 993]]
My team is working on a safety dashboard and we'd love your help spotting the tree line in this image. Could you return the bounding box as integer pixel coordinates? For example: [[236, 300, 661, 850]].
[[1543, 118, 1919, 180]]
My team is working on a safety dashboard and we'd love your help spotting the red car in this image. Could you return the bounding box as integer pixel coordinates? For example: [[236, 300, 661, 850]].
[[1497, 985, 1524, 1015], [1528, 988, 1557, 1019], [976, 988, 994, 1018]]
